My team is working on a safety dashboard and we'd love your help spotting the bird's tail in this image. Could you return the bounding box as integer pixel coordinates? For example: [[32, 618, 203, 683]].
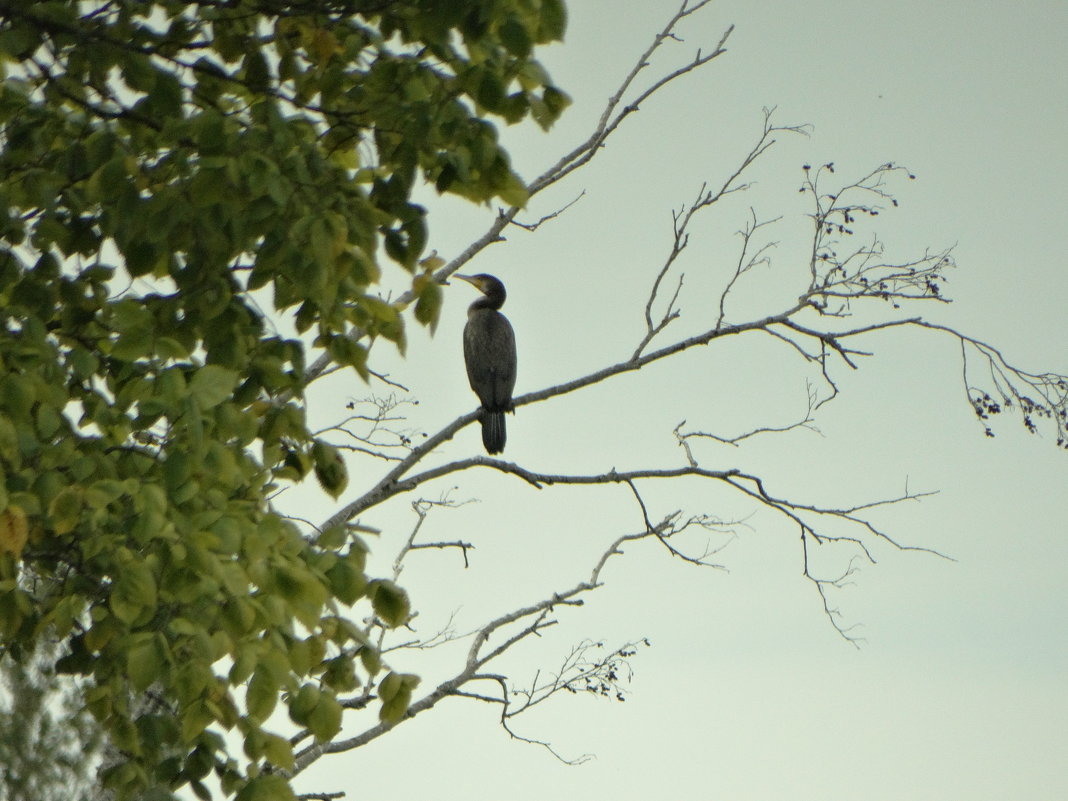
[[481, 410, 506, 454]]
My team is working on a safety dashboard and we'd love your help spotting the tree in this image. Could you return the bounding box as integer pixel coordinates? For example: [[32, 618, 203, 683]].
[[0, 1, 568, 799], [1, 1, 1065, 800]]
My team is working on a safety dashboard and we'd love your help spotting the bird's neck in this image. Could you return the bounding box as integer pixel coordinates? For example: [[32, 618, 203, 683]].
[[469, 295, 504, 313]]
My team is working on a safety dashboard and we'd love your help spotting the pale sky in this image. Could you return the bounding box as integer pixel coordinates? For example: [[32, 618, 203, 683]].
[[286, 3, 1067, 799]]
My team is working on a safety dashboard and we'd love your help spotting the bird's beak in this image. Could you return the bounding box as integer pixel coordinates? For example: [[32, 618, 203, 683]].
[[453, 274, 478, 288]]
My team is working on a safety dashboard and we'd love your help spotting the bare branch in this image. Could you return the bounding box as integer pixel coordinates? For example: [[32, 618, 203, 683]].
[[633, 110, 807, 358], [387, 494, 476, 578], [626, 479, 733, 567], [715, 209, 782, 330], [676, 382, 822, 447], [315, 394, 422, 462], [473, 637, 651, 763], [510, 191, 586, 232], [802, 537, 867, 647], [530, 5, 734, 196], [912, 321, 1068, 446], [292, 507, 696, 775], [409, 540, 475, 568], [473, 673, 593, 764]]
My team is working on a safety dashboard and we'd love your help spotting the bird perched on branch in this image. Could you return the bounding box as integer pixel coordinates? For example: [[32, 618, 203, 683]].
[[455, 273, 516, 454]]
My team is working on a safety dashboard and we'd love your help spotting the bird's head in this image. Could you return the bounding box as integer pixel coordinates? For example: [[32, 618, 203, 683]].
[[454, 273, 502, 294], [454, 273, 507, 306]]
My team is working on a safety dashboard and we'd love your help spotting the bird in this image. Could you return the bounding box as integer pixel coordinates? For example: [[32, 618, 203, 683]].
[[455, 273, 517, 454]]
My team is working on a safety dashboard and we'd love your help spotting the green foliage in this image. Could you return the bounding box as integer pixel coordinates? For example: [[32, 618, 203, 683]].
[[377, 671, 421, 725], [0, 1, 568, 798], [369, 579, 412, 628]]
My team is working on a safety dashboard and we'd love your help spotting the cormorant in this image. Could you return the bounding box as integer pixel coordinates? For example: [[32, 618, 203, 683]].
[[455, 273, 516, 454]]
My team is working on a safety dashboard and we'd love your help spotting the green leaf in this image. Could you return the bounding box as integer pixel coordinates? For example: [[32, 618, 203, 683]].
[[476, 69, 507, 111], [326, 559, 366, 606], [235, 774, 296, 801], [538, 0, 568, 41], [243, 50, 271, 94], [246, 668, 278, 722], [127, 634, 165, 691], [122, 54, 157, 93], [189, 365, 239, 410], [359, 646, 381, 676], [287, 684, 320, 726], [369, 579, 410, 627], [261, 733, 295, 771], [312, 441, 348, 498], [0, 415, 18, 464], [413, 275, 443, 333], [317, 525, 347, 550], [156, 336, 190, 360], [377, 671, 419, 725], [496, 169, 530, 207], [86, 156, 130, 204], [124, 239, 159, 277], [378, 670, 402, 703], [383, 228, 408, 266], [322, 655, 358, 692], [499, 17, 532, 57], [35, 403, 63, 439], [543, 85, 571, 119], [110, 562, 158, 625], [47, 486, 83, 535], [146, 69, 183, 117], [287, 636, 315, 676], [307, 692, 342, 742], [309, 218, 335, 280], [180, 700, 215, 742], [67, 345, 100, 380], [326, 335, 369, 380], [0, 374, 34, 419], [109, 298, 155, 361]]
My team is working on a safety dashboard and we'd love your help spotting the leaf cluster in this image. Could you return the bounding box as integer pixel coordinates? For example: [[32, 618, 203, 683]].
[[0, 1, 567, 798]]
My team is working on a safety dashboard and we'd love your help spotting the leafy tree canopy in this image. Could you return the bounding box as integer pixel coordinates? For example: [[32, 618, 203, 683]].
[[0, 1, 567, 798]]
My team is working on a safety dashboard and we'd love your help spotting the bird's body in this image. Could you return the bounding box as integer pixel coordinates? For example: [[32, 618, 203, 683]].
[[456, 274, 516, 454]]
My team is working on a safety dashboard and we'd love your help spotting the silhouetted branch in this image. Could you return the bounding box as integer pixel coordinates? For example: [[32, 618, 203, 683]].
[[292, 3, 1068, 787], [530, 2, 733, 196], [292, 506, 690, 775]]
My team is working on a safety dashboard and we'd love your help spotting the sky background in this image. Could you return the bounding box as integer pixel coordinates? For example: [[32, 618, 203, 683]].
[[287, 2, 1067, 799]]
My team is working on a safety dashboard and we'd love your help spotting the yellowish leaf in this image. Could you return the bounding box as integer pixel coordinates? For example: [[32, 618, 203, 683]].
[[0, 506, 28, 558]]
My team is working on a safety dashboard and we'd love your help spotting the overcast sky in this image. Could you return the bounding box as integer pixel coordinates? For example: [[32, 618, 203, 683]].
[[289, 3, 1067, 799]]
